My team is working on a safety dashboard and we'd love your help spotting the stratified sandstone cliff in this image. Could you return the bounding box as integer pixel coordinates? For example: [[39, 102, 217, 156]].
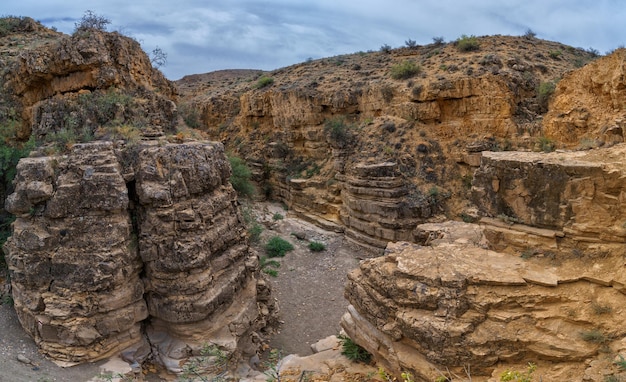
[[177, 35, 599, 250], [4, 142, 147, 362], [5, 29, 176, 138], [341, 146, 626, 382], [3, 139, 274, 372], [544, 48, 626, 146]]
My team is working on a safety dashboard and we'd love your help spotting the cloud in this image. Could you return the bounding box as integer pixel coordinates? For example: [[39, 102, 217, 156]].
[[4, 1, 626, 79]]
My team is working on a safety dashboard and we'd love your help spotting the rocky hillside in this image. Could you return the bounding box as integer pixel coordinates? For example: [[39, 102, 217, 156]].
[[174, 36, 626, 381], [176, 34, 601, 251]]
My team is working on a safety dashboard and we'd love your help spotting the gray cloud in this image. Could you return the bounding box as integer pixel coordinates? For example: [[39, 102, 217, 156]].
[[5, 1, 626, 79]]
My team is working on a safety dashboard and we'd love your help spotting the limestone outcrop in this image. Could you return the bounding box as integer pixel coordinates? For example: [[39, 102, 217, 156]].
[[342, 146, 626, 381], [3, 28, 176, 139], [4, 142, 146, 363], [342, 238, 626, 381], [3, 139, 274, 370], [340, 162, 439, 250], [544, 49, 626, 146], [472, 147, 626, 254]]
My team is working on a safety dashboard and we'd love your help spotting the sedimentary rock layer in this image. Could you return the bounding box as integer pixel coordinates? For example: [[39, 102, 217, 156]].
[[3, 140, 271, 369], [472, 146, 626, 253], [342, 239, 626, 381], [134, 142, 264, 370], [4, 142, 147, 362]]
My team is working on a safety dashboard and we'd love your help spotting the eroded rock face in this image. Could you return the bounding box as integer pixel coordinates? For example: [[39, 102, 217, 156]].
[[342, 146, 626, 381], [4, 142, 146, 363], [340, 162, 439, 251], [544, 49, 626, 146], [472, 147, 626, 253], [342, 237, 626, 381], [3, 140, 272, 370], [133, 142, 265, 370], [4, 29, 176, 139]]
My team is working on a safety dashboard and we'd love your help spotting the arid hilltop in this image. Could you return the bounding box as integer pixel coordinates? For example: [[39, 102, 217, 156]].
[[1, 16, 626, 382]]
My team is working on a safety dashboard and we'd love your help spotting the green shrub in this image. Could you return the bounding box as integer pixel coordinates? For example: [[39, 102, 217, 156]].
[[1, 133, 35, 189], [254, 75, 274, 89], [615, 354, 626, 371], [0, 16, 26, 37], [228, 155, 255, 198], [549, 50, 562, 59], [380, 44, 392, 53], [260, 256, 280, 277], [390, 61, 421, 80], [500, 362, 536, 382], [580, 329, 607, 344], [337, 335, 371, 363], [381, 85, 394, 102], [248, 223, 263, 243], [308, 241, 326, 252], [180, 104, 201, 129], [265, 236, 294, 258], [324, 116, 354, 148], [537, 81, 556, 111], [536, 136, 555, 152], [272, 213, 283, 221], [0, 215, 15, 270], [456, 35, 480, 52], [591, 302, 613, 315]]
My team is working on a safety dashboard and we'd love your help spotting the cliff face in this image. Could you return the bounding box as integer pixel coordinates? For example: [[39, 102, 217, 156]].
[[3, 140, 274, 371], [544, 48, 626, 146], [4, 29, 176, 139], [4, 142, 146, 362], [177, 35, 598, 250], [341, 146, 626, 381]]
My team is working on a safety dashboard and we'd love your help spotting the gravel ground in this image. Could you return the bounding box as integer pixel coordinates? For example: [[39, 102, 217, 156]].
[[250, 204, 365, 356], [0, 303, 108, 382]]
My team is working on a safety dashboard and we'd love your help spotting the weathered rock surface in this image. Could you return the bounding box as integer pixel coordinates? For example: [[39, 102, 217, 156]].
[[177, 35, 597, 249], [342, 146, 626, 381], [544, 48, 626, 146], [340, 162, 439, 250], [8, 29, 175, 132], [4, 142, 147, 363], [472, 146, 626, 255], [3, 140, 274, 370], [342, 238, 626, 381]]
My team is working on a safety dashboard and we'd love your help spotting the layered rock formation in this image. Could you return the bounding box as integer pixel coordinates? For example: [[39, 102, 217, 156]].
[[343, 239, 626, 381], [544, 48, 626, 146], [342, 146, 626, 381], [177, 35, 598, 249], [5, 29, 175, 138], [472, 147, 626, 254], [340, 162, 439, 250], [3, 139, 273, 370], [4, 142, 146, 362], [134, 142, 266, 370]]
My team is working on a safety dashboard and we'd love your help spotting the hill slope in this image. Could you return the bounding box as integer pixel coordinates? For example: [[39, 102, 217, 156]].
[[176, 34, 600, 250]]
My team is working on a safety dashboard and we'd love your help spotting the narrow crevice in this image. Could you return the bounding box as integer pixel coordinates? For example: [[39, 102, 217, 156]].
[[126, 178, 145, 281]]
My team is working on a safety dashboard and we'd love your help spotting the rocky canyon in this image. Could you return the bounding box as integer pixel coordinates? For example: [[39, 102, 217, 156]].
[[1, 16, 626, 382]]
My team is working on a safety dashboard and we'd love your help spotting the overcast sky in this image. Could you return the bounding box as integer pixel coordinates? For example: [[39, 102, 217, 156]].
[[5, 1, 626, 80]]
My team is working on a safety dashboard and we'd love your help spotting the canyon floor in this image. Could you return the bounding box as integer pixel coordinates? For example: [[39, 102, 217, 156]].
[[0, 202, 365, 381]]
